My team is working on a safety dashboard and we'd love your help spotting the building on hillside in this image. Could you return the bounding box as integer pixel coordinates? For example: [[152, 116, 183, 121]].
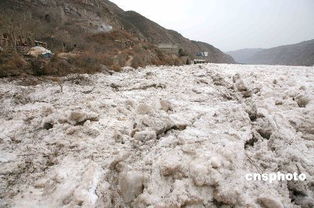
[[196, 51, 209, 57], [193, 59, 208, 64], [158, 43, 179, 54], [193, 51, 210, 64]]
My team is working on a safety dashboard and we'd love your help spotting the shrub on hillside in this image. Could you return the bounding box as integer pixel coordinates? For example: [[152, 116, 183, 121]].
[[43, 52, 102, 76], [0, 50, 30, 77], [178, 48, 188, 57], [131, 55, 145, 68]]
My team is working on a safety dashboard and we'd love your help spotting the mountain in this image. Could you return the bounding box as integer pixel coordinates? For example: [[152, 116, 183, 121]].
[[227, 40, 314, 66], [0, 0, 234, 73], [117, 11, 235, 63], [226, 48, 263, 63]]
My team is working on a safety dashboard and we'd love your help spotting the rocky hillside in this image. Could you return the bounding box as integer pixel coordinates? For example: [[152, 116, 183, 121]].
[[228, 40, 314, 66], [0, 0, 234, 72], [117, 11, 235, 63]]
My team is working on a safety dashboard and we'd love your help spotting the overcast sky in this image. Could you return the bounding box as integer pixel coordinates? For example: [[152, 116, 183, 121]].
[[111, 0, 314, 51]]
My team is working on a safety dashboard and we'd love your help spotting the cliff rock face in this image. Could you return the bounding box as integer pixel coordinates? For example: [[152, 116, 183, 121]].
[[0, 0, 235, 65]]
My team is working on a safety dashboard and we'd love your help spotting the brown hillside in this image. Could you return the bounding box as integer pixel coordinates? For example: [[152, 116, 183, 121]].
[[0, 0, 234, 76]]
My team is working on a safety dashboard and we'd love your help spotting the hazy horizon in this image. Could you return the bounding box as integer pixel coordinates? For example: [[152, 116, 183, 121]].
[[111, 0, 314, 51]]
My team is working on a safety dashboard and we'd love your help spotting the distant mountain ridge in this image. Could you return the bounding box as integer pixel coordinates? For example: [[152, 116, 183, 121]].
[[226, 48, 263, 63], [227, 39, 314, 66]]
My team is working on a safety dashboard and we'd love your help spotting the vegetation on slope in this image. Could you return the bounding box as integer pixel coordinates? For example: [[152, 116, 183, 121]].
[[0, 0, 234, 77]]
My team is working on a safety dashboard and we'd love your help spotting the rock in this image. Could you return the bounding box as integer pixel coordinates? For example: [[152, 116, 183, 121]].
[[68, 111, 86, 124], [136, 104, 154, 115], [242, 90, 252, 98], [273, 79, 278, 84], [118, 171, 144, 203], [71, 163, 103, 207], [160, 100, 172, 112], [140, 115, 175, 136], [160, 153, 182, 176], [133, 131, 157, 141], [233, 74, 248, 92], [252, 87, 261, 94], [296, 95, 310, 108], [42, 115, 55, 130], [27, 46, 53, 58], [254, 117, 273, 140], [233, 74, 252, 97], [67, 111, 99, 125], [213, 189, 239, 205], [43, 122, 53, 130], [210, 157, 222, 169], [257, 197, 284, 208], [190, 162, 209, 186], [275, 100, 283, 105], [244, 99, 257, 121]]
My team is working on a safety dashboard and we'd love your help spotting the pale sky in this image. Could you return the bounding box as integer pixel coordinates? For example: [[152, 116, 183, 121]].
[[111, 0, 314, 51]]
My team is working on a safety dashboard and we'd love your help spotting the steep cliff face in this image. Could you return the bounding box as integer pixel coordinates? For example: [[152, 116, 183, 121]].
[[0, 0, 234, 67], [0, 0, 123, 47]]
